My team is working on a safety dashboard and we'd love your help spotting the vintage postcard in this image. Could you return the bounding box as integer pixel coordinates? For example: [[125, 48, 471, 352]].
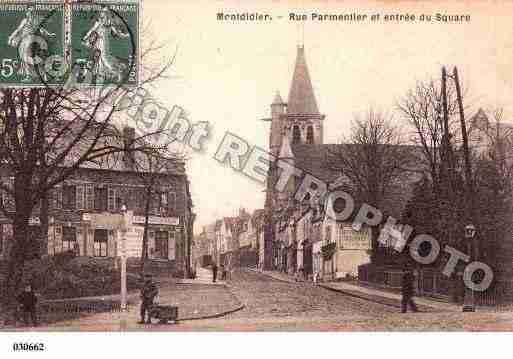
[[1, 0, 513, 356]]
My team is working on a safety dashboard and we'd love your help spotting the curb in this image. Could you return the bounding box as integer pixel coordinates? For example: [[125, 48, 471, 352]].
[[247, 268, 298, 284], [318, 284, 405, 310], [178, 282, 245, 322], [178, 303, 245, 322]]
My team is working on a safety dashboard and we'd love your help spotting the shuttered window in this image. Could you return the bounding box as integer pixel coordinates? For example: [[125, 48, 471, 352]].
[[94, 187, 107, 211], [52, 186, 63, 209], [76, 185, 85, 210], [62, 185, 76, 210], [85, 184, 94, 210], [107, 187, 116, 212]]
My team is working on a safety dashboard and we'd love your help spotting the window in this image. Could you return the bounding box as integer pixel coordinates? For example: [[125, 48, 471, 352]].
[[94, 229, 108, 257], [62, 226, 77, 252], [94, 187, 107, 211], [0, 224, 3, 254], [292, 125, 301, 144], [85, 184, 94, 210], [167, 192, 176, 213], [136, 188, 145, 212], [1, 177, 14, 208], [76, 185, 85, 210], [155, 231, 169, 259], [107, 187, 117, 212], [52, 186, 63, 209], [306, 125, 314, 144], [161, 192, 168, 207], [116, 190, 123, 210], [62, 184, 76, 210], [150, 192, 160, 215]]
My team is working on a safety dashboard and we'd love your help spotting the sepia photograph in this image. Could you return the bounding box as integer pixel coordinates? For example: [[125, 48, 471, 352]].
[[0, 0, 513, 357]]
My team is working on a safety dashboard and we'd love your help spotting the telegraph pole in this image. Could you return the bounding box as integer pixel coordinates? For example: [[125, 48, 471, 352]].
[[453, 67, 476, 312], [453, 67, 475, 231]]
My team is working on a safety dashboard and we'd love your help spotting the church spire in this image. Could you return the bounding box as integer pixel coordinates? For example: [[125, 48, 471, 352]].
[[287, 46, 319, 115]]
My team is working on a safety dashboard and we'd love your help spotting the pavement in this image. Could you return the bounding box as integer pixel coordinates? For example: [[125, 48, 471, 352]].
[[1, 268, 243, 331], [254, 269, 460, 312]]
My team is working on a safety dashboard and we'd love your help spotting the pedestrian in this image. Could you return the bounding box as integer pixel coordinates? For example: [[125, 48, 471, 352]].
[[313, 271, 319, 285], [401, 269, 418, 313], [220, 264, 226, 280], [138, 274, 159, 324], [16, 284, 38, 327], [212, 262, 218, 283]]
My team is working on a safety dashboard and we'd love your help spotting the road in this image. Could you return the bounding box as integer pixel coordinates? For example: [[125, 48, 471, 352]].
[[228, 269, 396, 319], [11, 268, 513, 331], [167, 269, 513, 331]]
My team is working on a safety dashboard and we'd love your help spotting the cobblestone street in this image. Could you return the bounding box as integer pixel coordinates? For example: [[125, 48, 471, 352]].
[[8, 268, 513, 331], [227, 269, 396, 319], [168, 269, 513, 331]]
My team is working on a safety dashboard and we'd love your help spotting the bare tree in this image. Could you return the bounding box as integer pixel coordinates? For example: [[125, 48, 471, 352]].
[[396, 79, 461, 194], [128, 143, 185, 275], [327, 109, 416, 263], [0, 30, 177, 309]]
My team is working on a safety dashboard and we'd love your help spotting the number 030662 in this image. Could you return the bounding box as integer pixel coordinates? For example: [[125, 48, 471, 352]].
[[12, 343, 45, 351]]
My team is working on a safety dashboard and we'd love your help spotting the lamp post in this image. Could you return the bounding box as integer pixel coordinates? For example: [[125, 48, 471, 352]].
[[463, 223, 476, 312]]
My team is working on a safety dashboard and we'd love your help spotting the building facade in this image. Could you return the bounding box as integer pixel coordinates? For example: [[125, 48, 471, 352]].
[[0, 140, 194, 275]]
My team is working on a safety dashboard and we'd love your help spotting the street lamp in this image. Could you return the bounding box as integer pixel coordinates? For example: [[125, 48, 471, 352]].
[[463, 223, 476, 312]]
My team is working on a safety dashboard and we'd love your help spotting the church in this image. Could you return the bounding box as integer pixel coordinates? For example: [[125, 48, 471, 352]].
[[261, 45, 374, 279]]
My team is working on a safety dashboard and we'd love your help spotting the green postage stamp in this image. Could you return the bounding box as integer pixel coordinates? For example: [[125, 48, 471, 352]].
[[0, 0, 139, 87], [70, 1, 139, 87], [0, 2, 65, 86]]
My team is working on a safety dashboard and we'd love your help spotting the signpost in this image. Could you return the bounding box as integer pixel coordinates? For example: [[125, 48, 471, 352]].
[[119, 204, 132, 329]]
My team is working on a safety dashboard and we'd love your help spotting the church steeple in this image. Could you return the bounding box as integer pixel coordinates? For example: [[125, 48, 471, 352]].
[[287, 45, 319, 115]]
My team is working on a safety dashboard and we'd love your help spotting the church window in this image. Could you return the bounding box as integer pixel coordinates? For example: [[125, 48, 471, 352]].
[[292, 125, 301, 144], [306, 125, 314, 144]]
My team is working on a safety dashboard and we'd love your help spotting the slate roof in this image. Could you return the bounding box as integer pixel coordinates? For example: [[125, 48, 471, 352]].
[[287, 46, 319, 115], [289, 143, 424, 219]]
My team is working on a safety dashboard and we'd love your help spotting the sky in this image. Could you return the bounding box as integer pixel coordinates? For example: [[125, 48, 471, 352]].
[[141, 0, 513, 232]]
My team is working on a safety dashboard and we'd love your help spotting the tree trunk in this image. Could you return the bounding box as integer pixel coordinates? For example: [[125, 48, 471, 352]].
[[140, 186, 152, 274], [40, 193, 49, 257], [2, 207, 30, 319]]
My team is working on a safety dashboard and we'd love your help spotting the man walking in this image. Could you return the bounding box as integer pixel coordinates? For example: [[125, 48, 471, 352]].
[[401, 269, 418, 313], [16, 284, 38, 327], [138, 274, 159, 324], [212, 262, 218, 283]]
